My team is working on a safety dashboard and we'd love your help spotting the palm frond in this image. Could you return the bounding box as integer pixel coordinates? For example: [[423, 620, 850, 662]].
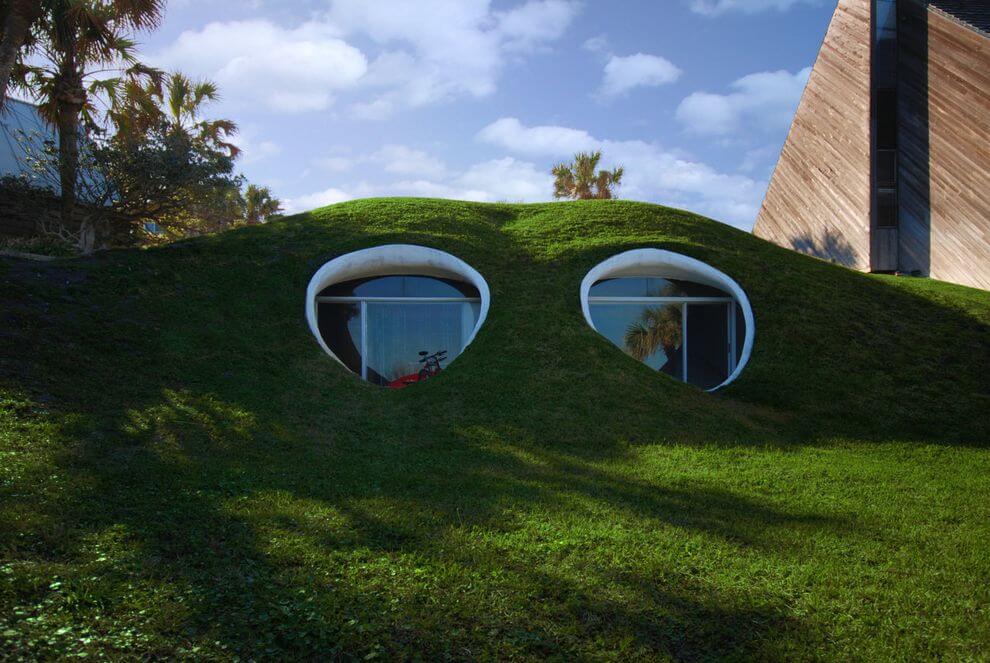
[[110, 0, 165, 29], [551, 150, 623, 200], [623, 306, 683, 363]]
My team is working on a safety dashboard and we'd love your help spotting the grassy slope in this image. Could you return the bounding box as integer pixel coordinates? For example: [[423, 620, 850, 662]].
[[1, 198, 988, 660]]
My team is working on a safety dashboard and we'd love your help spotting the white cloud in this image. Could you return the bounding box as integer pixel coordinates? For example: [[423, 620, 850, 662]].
[[328, 0, 579, 117], [690, 0, 820, 16], [600, 53, 682, 97], [494, 0, 581, 52], [311, 145, 447, 178], [348, 97, 396, 121], [228, 125, 281, 164], [582, 34, 609, 53], [286, 152, 551, 212], [151, 20, 367, 113], [477, 118, 597, 155], [283, 187, 353, 214], [373, 144, 447, 179], [454, 157, 552, 202], [676, 67, 810, 136], [477, 117, 767, 227], [152, 1, 579, 118]]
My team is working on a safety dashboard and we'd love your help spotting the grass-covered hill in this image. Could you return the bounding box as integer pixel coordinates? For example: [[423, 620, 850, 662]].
[[1, 199, 988, 660]]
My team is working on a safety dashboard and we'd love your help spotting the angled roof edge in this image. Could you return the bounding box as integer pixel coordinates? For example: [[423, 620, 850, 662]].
[[925, 0, 990, 37]]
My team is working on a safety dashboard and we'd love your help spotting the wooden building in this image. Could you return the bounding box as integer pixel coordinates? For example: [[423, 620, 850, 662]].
[[754, 0, 990, 290]]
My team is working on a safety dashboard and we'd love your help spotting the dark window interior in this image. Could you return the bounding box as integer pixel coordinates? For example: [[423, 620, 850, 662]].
[[687, 304, 730, 390], [320, 275, 480, 299], [877, 190, 898, 228], [876, 90, 898, 149], [872, 0, 900, 236], [877, 149, 897, 187], [317, 303, 361, 375], [590, 277, 729, 299]]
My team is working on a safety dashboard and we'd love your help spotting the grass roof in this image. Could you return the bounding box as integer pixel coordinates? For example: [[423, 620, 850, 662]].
[[2, 198, 988, 659]]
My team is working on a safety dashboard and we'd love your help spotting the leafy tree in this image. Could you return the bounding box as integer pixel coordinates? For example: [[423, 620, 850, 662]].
[[103, 70, 250, 239], [184, 179, 246, 235], [98, 121, 240, 238], [552, 150, 624, 200], [243, 184, 282, 225], [12, 0, 163, 251], [15, 74, 245, 248], [1, 1, 162, 108], [110, 71, 240, 159]]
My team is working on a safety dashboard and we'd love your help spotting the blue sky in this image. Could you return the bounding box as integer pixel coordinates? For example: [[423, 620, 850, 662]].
[[138, 0, 835, 229]]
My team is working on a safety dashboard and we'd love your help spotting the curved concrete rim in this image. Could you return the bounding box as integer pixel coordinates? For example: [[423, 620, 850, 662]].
[[580, 248, 755, 391], [306, 244, 491, 368]]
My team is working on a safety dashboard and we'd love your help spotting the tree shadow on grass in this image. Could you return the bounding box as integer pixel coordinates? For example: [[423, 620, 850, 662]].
[[1, 386, 839, 659]]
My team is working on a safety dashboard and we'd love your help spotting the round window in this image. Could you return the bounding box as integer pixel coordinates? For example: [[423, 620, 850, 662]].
[[306, 245, 490, 388], [580, 249, 754, 391]]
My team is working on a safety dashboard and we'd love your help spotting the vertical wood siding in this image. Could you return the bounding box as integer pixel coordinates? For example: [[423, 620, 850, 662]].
[[755, 0, 990, 291]]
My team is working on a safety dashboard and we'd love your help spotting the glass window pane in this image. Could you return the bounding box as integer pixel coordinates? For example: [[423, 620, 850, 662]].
[[877, 189, 898, 228], [317, 303, 362, 375], [590, 277, 653, 297], [670, 279, 732, 298], [874, 1, 898, 88], [319, 275, 479, 299], [875, 0, 897, 46], [402, 276, 480, 298], [877, 149, 897, 187], [876, 89, 898, 149], [321, 276, 403, 298], [590, 277, 729, 299], [365, 302, 478, 387], [589, 303, 683, 379], [686, 303, 730, 390]]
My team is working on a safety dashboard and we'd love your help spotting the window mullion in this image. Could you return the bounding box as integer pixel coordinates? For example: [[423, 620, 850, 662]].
[[728, 302, 735, 371], [360, 300, 368, 381], [682, 303, 688, 383]]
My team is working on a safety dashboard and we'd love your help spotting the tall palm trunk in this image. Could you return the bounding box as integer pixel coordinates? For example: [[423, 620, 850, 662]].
[[55, 52, 91, 251], [0, 0, 42, 109]]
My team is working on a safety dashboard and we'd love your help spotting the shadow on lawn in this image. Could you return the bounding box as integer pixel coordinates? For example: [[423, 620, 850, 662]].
[[0, 387, 833, 659], [1, 205, 987, 657]]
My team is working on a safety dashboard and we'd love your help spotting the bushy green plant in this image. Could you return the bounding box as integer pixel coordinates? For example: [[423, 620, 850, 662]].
[[0, 234, 77, 257]]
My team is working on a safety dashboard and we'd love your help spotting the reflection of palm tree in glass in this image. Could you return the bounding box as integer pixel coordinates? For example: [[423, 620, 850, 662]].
[[624, 306, 682, 362]]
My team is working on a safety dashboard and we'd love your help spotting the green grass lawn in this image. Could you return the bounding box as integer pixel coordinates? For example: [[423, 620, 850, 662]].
[[1, 199, 988, 660]]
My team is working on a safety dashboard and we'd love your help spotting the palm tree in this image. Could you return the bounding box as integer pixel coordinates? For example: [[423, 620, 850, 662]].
[[0, 1, 44, 109], [12, 0, 163, 251], [111, 71, 240, 158], [244, 184, 282, 225], [624, 305, 682, 363], [552, 150, 624, 200]]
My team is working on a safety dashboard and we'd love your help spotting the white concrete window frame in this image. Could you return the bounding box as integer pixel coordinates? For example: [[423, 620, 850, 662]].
[[306, 244, 492, 375], [580, 248, 755, 391]]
